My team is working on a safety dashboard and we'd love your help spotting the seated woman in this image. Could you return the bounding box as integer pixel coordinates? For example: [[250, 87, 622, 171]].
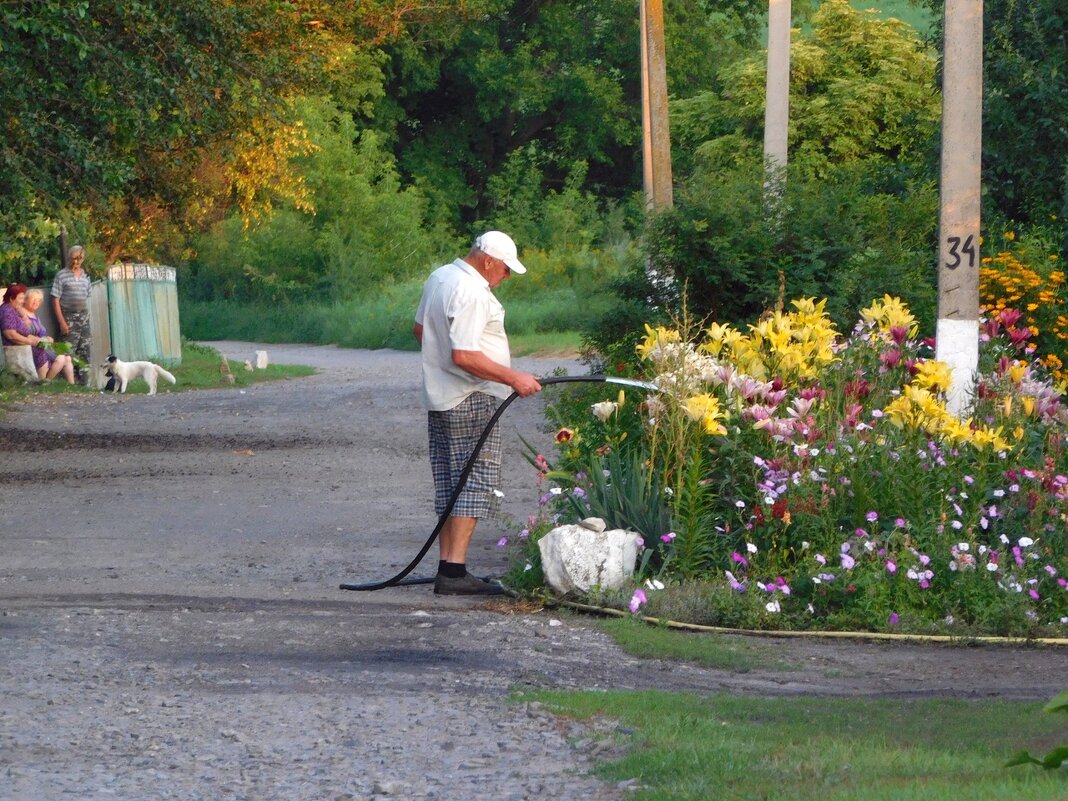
[[25, 287, 76, 383], [1, 283, 75, 383]]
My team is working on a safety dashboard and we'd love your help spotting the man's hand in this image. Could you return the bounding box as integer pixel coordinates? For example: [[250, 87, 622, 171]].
[[510, 372, 542, 397]]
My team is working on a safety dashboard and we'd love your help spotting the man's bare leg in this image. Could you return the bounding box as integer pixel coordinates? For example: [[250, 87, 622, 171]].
[[439, 515, 477, 565]]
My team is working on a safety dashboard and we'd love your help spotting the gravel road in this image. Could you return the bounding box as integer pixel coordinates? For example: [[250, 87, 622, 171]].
[[1, 341, 1066, 800]]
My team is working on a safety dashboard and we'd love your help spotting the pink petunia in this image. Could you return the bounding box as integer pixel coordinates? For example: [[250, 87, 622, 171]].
[[629, 589, 648, 613]]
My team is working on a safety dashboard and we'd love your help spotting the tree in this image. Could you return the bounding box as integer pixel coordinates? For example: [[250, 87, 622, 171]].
[[0, 0, 470, 279], [671, 0, 941, 181], [185, 96, 448, 303], [918, 0, 1068, 243], [377, 0, 767, 233], [619, 1, 943, 335]]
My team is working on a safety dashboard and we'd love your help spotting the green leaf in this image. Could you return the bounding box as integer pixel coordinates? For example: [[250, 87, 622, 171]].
[[1040, 747, 1068, 770], [1042, 688, 1068, 715], [1005, 750, 1042, 768]]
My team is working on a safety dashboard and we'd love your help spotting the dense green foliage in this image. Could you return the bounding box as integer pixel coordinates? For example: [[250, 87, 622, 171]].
[[376, 0, 768, 230], [587, 0, 943, 356], [2, 0, 1065, 347], [0, 0, 468, 277], [181, 97, 449, 303]]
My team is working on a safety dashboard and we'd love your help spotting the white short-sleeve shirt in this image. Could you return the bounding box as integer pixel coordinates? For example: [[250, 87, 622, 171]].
[[414, 258, 512, 410]]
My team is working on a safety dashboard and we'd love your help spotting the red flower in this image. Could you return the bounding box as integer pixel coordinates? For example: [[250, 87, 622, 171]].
[[999, 308, 1023, 328], [1007, 326, 1032, 349], [845, 379, 870, 399], [555, 428, 574, 444]]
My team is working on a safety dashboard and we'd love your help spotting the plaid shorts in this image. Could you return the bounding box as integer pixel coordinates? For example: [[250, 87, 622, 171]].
[[427, 392, 502, 518]]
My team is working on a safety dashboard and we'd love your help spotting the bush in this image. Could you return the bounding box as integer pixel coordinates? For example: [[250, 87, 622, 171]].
[[634, 161, 939, 335]]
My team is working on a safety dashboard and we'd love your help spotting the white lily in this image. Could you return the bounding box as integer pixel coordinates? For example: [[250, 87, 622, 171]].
[[591, 400, 619, 422]]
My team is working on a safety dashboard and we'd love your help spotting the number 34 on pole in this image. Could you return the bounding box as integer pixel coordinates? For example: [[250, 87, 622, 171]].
[[945, 234, 978, 270]]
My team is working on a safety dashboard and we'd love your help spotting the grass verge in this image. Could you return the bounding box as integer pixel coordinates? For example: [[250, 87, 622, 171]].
[[0, 341, 315, 407], [179, 276, 597, 356], [171, 341, 317, 391], [520, 689, 1068, 800]]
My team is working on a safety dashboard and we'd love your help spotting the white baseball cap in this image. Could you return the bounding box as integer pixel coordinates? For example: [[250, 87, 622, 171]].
[[474, 230, 527, 274]]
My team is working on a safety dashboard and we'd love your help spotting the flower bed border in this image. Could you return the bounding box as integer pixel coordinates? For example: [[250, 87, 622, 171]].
[[547, 597, 1068, 647]]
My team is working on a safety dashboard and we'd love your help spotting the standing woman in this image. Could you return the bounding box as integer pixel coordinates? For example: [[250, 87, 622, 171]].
[[51, 245, 92, 382]]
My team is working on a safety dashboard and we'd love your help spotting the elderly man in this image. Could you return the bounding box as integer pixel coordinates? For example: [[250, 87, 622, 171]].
[[51, 245, 92, 383], [414, 231, 542, 595]]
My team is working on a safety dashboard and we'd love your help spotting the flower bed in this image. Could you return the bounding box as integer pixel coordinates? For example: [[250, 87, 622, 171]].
[[504, 296, 1068, 637]]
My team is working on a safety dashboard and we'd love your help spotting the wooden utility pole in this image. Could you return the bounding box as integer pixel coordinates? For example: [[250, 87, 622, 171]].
[[640, 0, 673, 211], [936, 0, 983, 416], [763, 0, 791, 203]]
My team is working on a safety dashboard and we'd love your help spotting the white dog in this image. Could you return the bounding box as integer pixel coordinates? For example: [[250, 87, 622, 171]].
[[103, 355, 176, 395]]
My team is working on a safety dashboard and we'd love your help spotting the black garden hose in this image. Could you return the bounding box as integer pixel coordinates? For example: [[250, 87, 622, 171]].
[[339, 375, 656, 591]]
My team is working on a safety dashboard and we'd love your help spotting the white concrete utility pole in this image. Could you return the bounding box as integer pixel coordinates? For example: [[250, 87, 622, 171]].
[[936, 0, 984, 416], [763, 0, 791, 205], [640, 0, 673, 211]]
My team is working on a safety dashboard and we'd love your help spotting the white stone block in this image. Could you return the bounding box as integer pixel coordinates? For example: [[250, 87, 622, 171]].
[[255, 350, 269, 369], [2, 345, 39, 383], [538, 518, 639, 594]]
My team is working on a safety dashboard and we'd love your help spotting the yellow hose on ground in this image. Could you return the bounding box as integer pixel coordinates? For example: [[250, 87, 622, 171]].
[[548, 598, 1068, 646]]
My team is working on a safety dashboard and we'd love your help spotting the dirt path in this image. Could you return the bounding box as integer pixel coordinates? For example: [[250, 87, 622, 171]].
[[1, 342, 1066, 800]]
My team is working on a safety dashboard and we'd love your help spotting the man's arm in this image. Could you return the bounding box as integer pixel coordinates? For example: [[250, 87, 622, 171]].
[[452, 349, 541, 397], [413, 323, 423, 344]]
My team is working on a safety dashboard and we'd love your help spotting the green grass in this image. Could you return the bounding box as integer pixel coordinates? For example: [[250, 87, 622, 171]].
[[521, 689, 1068, 800], [173, 341, 316, 391], [595, 617, 800, 672], [0, 341, 314, 407], [180, 274, 602, 356]]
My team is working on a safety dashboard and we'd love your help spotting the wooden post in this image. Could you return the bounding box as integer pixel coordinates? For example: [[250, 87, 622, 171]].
[[640, 0, 673, 212], [59, 224, 69, 271], [936, 0, 983, 416]]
